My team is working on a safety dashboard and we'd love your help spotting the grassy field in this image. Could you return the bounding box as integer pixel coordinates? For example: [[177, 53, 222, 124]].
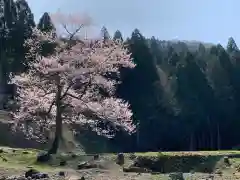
[[0, 147, 240, 179]]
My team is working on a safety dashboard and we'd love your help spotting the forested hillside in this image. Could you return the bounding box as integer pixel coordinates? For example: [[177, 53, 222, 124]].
[[1, 0, 240, 153]]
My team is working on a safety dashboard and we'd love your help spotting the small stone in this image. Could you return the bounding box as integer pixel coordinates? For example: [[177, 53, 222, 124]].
[[77, 162, 88, 170], [93, 154, 99, 160], [1, 157, 7, 162], [71, 154, 77, 158], [60, 160, 67, 166], [7, 175, 27, 180], [223, 156, 230, 165], [31, 173, 49, 179], [116, 153, 124, 165], [58, 171, 65, 176], [215, 169, 223, 176], [25, 168, 39, 178], [169, 172, 184, 180], [0, 176, 6, 180], [37, 151, 51, 163]]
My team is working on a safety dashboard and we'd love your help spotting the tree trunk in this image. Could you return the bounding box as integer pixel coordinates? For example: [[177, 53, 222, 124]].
[[48, 82, 62, 154], [189, 132, 194, 151], [217, 123, 221, 150]]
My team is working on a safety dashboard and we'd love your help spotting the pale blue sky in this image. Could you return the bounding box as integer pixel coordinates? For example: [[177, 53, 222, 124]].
[[26, 0, 239, 46]]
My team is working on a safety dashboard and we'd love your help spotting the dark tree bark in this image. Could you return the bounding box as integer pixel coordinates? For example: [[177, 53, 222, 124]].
[[48, 81, 63, 154]]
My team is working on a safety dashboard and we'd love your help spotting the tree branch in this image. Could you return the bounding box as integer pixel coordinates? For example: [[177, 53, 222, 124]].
[[60, 83, 72, 100], [47, 100, 55, 114]]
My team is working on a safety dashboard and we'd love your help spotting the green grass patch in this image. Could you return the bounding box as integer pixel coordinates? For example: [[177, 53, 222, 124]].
[[0, 146, 240, 175], [0, 147, 57, 171], [123, 151, 240, 174], [135, 150, 240, 157]]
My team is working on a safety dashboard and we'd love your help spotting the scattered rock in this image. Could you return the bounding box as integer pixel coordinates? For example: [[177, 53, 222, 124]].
[[123, 166, 150, 173], [116, 153, 124, 165], [31, 173, 49, 179], [215, 169, 223, 176], [93, 154, 99, 160], [6, 175, 27, 180], [25, 168, 39, 178], [236, 164, 240, 172], [36, 152, 51, 163], [71, 154, 77, 158], [77, 161, 97, 170], [77, 162, 88, 170], [129, 153, 136, 160], [0, 176, 6, 180], [59, 160, 67, 166], [208, 174, 215, 180], [0, 156, 7, 162], [169, 172, 184, 180], [58, 171, 65, 176], [223, 156, 230, 166]]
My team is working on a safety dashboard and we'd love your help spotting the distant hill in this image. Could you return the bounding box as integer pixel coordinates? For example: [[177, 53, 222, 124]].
[[148, 39, 215, 52]]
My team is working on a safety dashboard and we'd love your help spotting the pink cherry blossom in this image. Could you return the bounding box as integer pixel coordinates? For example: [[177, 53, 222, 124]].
[[11, 12, 136, 144]]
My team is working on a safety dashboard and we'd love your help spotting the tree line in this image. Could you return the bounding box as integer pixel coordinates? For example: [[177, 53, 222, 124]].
[[1, 0, 240, 152]]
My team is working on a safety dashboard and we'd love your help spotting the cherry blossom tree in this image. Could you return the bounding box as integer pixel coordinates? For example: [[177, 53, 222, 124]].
[[10, 12, 135, 154]]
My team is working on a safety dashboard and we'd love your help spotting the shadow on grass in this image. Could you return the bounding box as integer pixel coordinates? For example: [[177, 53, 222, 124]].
[[132, 154, 228, 173]]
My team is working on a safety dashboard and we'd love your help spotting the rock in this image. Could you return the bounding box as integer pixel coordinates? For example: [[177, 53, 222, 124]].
[[79, 177, 85, 180], [0, 176, 6, 180], [223, 156, 230, 165], [0, 149, 4, 153], [6, 175, 27, 180], [123, 166, 150, 173], [77, 161, 97, 170], [93, 154, 99, 160], [116, 153, 124, 165], [1, 157, 7, 162], [77, 162, 88, 169], [58, 171, 65, 176], [71, 154, 77, 158], [37, 152, 51, 163], [59, 160, 67, 166], [22, 151, 29, 154], [169, 172, 184, 180], [208, 174, 215, 180], [25, 168, 39, 178], [129, 153, 136, 160], [31, 173, 49, 179], [215, 169, 223, 176]]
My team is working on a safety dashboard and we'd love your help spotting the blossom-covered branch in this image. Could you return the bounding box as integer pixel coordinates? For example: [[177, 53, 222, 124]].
[[11, 12, 136, 145]]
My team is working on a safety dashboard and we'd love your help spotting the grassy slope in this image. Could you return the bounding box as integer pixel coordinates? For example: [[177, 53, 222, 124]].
[[0, 147, 240, 179]]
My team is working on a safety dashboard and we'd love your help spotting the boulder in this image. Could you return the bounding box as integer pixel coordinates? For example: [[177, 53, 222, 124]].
[[25, 168, 39, 178], [36, 152, 51, 163], [31, 173, 49, 179], [116, 153, 124, 165], [58, 171, 65, 176], [169, 172, 184, 180]]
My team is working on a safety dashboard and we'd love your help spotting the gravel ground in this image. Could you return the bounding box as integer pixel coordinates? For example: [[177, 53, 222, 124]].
[[0, 167, 153, 180]]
